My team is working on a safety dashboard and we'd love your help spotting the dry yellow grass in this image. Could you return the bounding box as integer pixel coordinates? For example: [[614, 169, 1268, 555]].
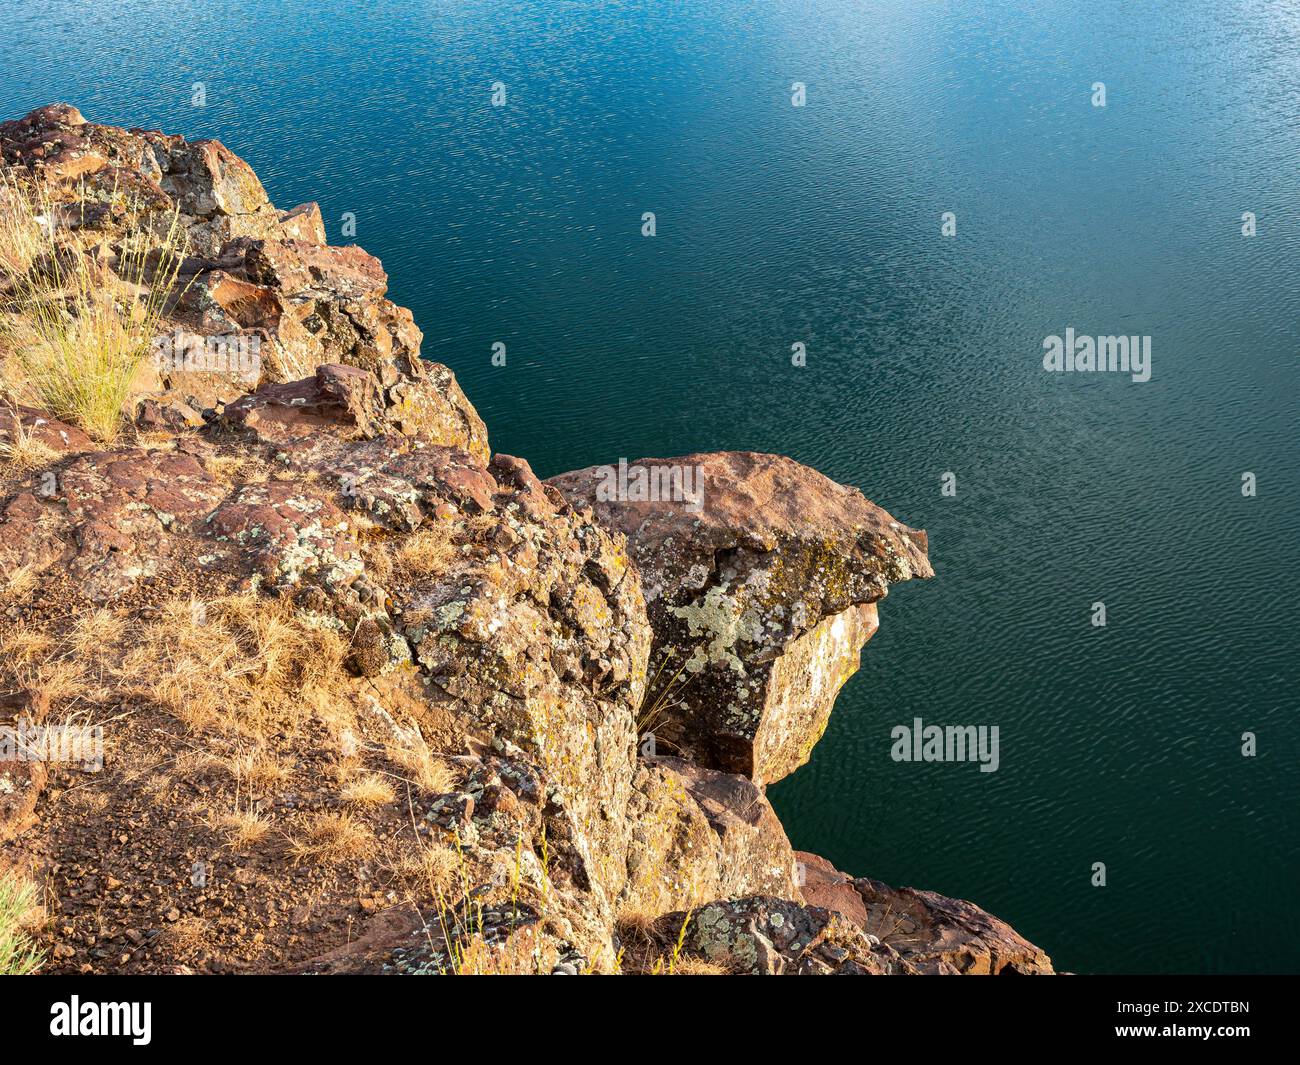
[[171, 748, 226, 781], [670, 957, 729, 975], [157, 916, 210, 961], [394, 526, 457, 576], [66, 607, 122, 658], [385, 728, 457, 795], [0, 171, 186, 441], [0, 396, 60, 470], [122, 592, 349, 738], [225, 748, 291, 792], [0, 586, 368, 863], [0, 431, 58, 470], [447, 935, 534, 976], [358, 537, 393, 584], [612, 906, 729, 975], [615, 905, 658, 940], [388, 842, 461, 900], [614, 905, 662, 974], [63, 788, 110, 814], [0, 622, 55, 667], [359, 520, 473, 592], [201, 451, 266, 486], [288, 811, 376, 864], [0, 562, 38, 602], [341, 772, 396, 807], [1, 631, 83, 706], [0, 173, 44, 279], [208, 804, 273, 849]]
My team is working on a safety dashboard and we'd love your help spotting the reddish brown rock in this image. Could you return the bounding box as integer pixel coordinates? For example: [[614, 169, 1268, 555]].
[[278, 202, 327, 245], [186, 272, 283, 334], [0, 106, 430, 403], [221, 363, 389, 443], [47, 448, 228, 599], [0, 405, 94, 456], [206, 480, 360, 590], [0, 103, 281, 255], [340, 445, 499, 530], [175, 236, 425, 386], [550, 451, 932, 783], [0, 754, 47, 844], [0, 434, 364, 602], [0, 105, 1059, 981], [392, 452, 652, 929], [385, 360, 490, 462], [623, 755, 799, 915], [220, 361, 489, 464], [133, 393, 205, 432], [0, 414, 654, 971], [796, 852, 1054, 974]]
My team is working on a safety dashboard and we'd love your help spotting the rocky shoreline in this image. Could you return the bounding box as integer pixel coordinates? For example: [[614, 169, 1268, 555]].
[[0, 105, 1052, 975]]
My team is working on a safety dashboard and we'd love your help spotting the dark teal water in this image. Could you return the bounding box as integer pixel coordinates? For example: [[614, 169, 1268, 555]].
[[3, 0, 1297, 974]]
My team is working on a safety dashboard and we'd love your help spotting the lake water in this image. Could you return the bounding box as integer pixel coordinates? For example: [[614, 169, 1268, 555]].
[[3, 0, 1297, 973]]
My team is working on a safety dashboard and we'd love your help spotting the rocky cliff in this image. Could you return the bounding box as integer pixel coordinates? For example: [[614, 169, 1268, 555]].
[[0, 106, 1052, 975]]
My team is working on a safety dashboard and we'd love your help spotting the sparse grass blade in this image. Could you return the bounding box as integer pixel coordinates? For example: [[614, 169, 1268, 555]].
[[0, 871, 44, 976]]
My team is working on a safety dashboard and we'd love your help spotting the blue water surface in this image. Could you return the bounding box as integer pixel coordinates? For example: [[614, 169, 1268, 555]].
[[3, 0, 1297, 973]]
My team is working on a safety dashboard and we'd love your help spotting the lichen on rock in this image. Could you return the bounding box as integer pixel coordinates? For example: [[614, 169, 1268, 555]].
[[550, 451, 933, 784]]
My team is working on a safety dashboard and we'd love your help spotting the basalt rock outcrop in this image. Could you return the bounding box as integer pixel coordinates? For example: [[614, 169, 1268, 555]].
[[796, 852, 1054, 975], [0, 106, 1052, 975], [1, 365, 651, 961], [549, 452, 933, 784], [0, 104, 424, 407], [623, 756, 800, 916]]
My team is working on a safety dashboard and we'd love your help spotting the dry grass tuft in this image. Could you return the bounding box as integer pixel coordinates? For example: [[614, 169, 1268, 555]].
[[670, 956, 730, 975], [225, 747, 291, 792], [361, 522, 462, 589], [615, 905, 658, 945], [614, 906, 726, 975], [0, 173, 45, 279], [157, 916, 210, 961], [341, 772, 396, 807], [67, 607, 122, 657], [0, 172, 188, 441], [0, 624, 84, 705], [201, 451, 266, 486], [123, 592, 349, 738], [388, 842, 461, 900], [0, 397, 60, 470], [394, 526, 457, 576], [288, 811, 376, 864], [385, 728, 458, 795], [208, 804, 273, 849], [0, 562, 38, 602]]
